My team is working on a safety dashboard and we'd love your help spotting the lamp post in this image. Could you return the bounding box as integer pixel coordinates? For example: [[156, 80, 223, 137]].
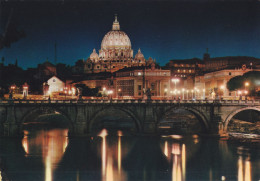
[[22, 83, 29, 99], [182, 88, 185, 100], [244, 82, 249, 99], [107, 90, 113, 100], [171, 78, 179, 91], [238, 90, 242, 100], [64, 87, 68, 100], [118, 88, 121, 99], [220, 85, 225, 99], [164, 88, 168, 99]]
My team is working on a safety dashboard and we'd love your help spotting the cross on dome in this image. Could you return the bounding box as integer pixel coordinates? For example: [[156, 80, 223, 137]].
[[112, 14, 120, 30]]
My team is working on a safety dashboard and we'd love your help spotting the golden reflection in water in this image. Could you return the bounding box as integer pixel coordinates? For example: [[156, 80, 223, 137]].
[[181, 144, 186, 181], [106, 155, 114, 181], [0, 171, 2, 181], [99, 129, 126, 181], [118, 130, 122, 174], [22, 129, 69, 181], [99, 129, 108, 179], [164, 141, 169, 157], [172, 143, 185, 181], [238, 154, 252, 181]]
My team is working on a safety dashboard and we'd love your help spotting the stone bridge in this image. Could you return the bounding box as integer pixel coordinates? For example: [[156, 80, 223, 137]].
[[0, 99, 260, 137]]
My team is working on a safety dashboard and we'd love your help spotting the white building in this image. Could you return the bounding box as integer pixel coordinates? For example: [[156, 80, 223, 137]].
[[46, 76, 65, 94]]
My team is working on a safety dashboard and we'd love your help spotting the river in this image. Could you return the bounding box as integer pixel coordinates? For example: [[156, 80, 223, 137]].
[[0, 128, 259, 181]]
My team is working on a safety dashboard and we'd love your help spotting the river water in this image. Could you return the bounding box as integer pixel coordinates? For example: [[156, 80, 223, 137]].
[[0, 128, 259, 181]]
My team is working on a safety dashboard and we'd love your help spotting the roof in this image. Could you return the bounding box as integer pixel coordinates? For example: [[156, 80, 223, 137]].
[[168, 58, 203, 64]]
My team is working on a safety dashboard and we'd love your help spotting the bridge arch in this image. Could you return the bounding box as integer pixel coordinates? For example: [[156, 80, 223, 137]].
[[19, 106, 74, 135], [158, 106, 210, 133], [223, 106, 260, 132], [88, 105, 142, 133]]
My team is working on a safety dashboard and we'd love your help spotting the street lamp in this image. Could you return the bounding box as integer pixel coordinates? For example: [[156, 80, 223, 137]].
[[164, 88, 168, 98], [118, 88, 121, 99], [22, 83, 29, 99], [182, 88, 185, 100], [64, 87, 68, 100], [171, 78, 179, 90], [107, 90, 113, 100], [220, 85, 225, 98]]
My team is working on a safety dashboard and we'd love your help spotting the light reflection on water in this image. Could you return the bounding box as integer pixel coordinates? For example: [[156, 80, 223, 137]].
[[0, 129, 253, 181], [22, 129, 69, 181], [98, 129, 126, 181]]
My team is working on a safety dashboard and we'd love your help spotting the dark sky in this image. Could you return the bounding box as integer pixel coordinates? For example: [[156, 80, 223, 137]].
[[0, 0, 260, 69]]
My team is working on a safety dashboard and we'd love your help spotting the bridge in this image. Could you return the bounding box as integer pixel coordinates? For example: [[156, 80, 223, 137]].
[[0, 99, 260, 137]]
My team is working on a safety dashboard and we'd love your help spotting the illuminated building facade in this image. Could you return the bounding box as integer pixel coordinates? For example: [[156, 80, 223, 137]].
[[166, 58, 204, 78], [114, 64, 171, 98], [73, 15, 154, 74], [195, 68, 257, 98]]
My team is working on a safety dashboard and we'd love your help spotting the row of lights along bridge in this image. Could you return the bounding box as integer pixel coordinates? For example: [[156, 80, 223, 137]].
[[7, 79, 250, 100]]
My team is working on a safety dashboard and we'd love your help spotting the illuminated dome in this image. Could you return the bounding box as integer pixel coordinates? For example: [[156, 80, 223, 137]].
[[135, 48, 144, 59], [100, 15, 131, 50], [99, 15, 133, 60], [101, 31, 131, 50], [89, 48, 99, 62]]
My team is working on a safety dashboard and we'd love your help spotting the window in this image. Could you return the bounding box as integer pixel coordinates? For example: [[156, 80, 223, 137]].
[[138, 72, 142, 76], [138, 92, 142, 96], [53, 79, 56, 82], [229, 72, 232, 75], [138, 85, 142, 90], [177, 69, 180, 72], [97, 66, 100, 69]]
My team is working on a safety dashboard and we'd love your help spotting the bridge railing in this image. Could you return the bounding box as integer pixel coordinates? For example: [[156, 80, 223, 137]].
[[0, 99, 259, 105]]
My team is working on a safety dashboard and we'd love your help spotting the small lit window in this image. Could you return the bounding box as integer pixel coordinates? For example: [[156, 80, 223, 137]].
[[189, 69, 191, 73], [177, 69, 180, 72], [183, 70, 186, 73], [138, 72, 142, 76]]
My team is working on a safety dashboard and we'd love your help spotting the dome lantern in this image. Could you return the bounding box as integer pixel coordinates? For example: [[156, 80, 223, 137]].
[[112, 14, 120, 31]]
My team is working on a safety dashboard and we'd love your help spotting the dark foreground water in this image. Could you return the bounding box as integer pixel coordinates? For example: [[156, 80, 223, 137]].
[[0, 129, 259, 181]]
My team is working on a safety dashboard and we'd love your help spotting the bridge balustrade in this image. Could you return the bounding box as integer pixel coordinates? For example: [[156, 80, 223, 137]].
[[0, 99, 260, 105]]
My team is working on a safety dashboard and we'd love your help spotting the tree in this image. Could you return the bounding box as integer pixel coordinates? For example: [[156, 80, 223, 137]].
[[227, 71, 260, 95], [227, 75, 244, 91]]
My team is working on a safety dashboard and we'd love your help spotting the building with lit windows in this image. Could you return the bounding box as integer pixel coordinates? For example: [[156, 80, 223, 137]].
[[195, 68, 259, 99], [166, 58, 204, 78], [72, 15, 155, 74], [114, 64, 171, 98]]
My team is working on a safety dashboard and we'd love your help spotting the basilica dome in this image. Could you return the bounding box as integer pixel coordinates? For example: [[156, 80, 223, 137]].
[[101, 31, 131, 50], [100, 15, 131, 50], [99, 15, 133, 60]]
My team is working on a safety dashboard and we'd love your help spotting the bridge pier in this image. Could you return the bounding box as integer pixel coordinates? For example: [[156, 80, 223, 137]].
[[142, 104, 157, 134]]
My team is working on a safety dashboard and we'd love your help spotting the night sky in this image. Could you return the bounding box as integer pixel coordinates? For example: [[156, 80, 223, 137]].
[[0, 0, 260, 69]]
